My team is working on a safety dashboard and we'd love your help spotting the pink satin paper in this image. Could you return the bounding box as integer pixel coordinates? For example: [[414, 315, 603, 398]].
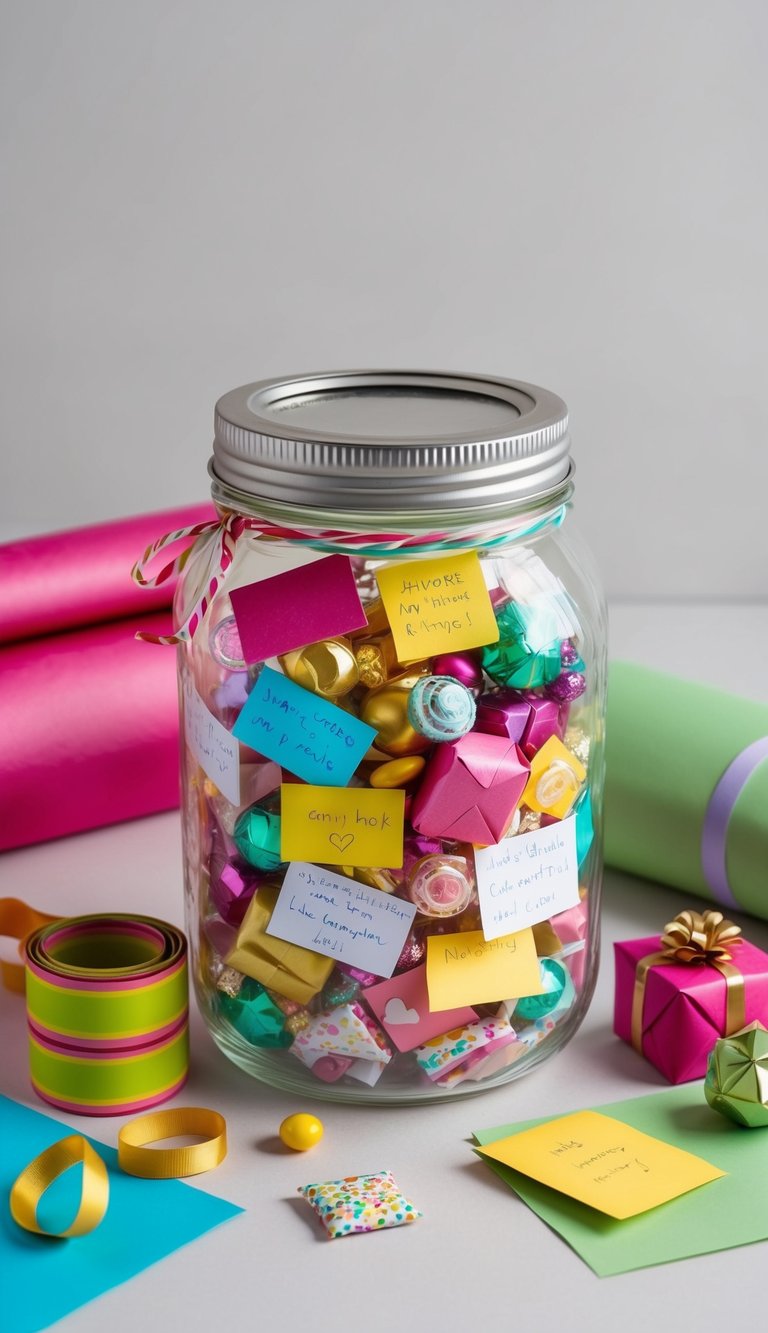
[[0, 504, 215, 644], [0, 611, 180, 850]]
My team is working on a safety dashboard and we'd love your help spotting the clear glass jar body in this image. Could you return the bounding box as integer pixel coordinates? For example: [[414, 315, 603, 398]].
[[178, 513, 607, 1103]]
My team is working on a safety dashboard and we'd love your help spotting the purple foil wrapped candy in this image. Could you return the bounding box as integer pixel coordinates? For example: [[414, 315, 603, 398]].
[[475, 691, 533, 744], [410, 732, 530, 844], [545, 671, 587, 704]]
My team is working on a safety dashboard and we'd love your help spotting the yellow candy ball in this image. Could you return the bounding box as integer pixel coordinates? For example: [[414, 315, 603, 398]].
[[279, 1113, 324, 1152]]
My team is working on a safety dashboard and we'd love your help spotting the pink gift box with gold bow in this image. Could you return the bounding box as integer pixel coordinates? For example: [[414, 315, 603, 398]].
[[614, 916, 768, 1083]]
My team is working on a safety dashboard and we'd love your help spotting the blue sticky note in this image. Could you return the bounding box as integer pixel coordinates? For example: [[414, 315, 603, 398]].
[[233, 666, 376, 786], [0, 1095, 243, 1333]]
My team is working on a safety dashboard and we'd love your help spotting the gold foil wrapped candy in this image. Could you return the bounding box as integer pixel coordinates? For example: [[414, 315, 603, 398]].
[[225, 884, 334, 1004], [280, 637, 359, 699], [369, 756, 426, 789], [360, 674, 434, 757]]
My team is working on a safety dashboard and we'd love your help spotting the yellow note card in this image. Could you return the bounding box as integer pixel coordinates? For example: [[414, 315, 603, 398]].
[[476, 1111, 726, 1220], [280, 784, 405, 868], [426, 927, 543, 1011], [376, 551, 499, 663]]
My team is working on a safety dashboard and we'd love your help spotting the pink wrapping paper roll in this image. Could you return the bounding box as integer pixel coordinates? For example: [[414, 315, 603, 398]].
[[0, 611, 180, 850], [0, 504, 215, 644]]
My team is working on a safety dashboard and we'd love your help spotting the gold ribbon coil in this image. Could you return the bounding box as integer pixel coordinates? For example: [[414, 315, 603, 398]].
[[118, 1107, 227, 1178], [631, 909, 745, 1054], [10, 1134, 109, 1238]]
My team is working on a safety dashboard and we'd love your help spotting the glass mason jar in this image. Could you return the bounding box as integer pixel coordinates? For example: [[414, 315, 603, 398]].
[[175, 371, 607, 1103]]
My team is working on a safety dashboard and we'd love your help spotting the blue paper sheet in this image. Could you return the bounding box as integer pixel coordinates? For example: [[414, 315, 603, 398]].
[[0, 1095, 243, 1333]]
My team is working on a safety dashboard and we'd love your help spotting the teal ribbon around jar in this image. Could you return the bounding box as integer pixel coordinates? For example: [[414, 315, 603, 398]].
[[25, 913, 189, 1116], [605, 663, 768, 920]]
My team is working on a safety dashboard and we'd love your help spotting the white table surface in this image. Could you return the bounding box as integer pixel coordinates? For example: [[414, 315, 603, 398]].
[[2, 600, 767, 1333]]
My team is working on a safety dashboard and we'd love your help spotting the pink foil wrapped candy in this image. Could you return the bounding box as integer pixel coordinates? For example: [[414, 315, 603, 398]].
[[475, 691, 533, 744], [410, 733, 530, 845], [432, 652, 485, 693]]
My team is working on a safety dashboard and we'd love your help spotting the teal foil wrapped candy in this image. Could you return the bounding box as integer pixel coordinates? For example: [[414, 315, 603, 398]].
[[482, 602, 562, 690], [219, 977, 293, 1048], [407, 675, 476, 742], [233, 805, 283, 871]]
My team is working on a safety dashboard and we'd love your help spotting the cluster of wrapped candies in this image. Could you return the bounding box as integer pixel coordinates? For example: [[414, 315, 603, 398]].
[[186, 557, 595, 1098]]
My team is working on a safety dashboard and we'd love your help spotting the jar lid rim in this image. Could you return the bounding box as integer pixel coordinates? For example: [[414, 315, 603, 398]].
[[211, 370, 571, 513]]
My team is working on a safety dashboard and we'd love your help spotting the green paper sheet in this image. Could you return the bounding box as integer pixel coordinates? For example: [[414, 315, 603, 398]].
[[473, 1083, 768, 1276], [604, 662, 768, 918]]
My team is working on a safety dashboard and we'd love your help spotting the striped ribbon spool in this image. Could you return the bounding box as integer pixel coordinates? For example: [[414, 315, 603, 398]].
[[25, 914, 189, 1117]]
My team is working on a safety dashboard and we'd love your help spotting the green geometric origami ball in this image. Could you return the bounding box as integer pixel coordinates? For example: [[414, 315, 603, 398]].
[[704, 1021, 768, 1128]]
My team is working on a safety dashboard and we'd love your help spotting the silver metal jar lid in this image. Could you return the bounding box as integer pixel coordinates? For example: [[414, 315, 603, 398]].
[[211, 370, 571, 517]]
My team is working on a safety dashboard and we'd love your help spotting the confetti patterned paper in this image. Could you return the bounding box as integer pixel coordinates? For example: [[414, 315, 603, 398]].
[[290, 1002, 392, 1067], [297, 1170, 421, 1239]]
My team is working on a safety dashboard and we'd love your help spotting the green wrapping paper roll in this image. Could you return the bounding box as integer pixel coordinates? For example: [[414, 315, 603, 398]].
[[605, 663, 768, 919]]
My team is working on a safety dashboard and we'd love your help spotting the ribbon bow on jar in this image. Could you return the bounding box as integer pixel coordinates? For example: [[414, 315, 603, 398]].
[[631, 910, 745, 1054]]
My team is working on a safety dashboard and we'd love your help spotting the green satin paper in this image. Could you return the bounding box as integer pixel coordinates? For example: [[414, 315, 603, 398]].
[[604, 663, 768, 918]]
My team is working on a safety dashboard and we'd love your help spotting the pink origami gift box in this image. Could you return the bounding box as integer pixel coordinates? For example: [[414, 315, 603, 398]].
[[410, 733, 530, 844], [614, 933, 768, 1083]]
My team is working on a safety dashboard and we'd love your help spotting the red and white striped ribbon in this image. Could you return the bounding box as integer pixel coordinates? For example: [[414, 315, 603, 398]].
[[131, 508, 557, 646]]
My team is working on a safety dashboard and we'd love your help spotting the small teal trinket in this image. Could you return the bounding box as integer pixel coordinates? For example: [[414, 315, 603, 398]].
[[515, 958, 569, 1020], [234, 804, 284, 871], [406, 675, 476, 742], [219, 977, 293, 1047], [482, 602, 562, 690]]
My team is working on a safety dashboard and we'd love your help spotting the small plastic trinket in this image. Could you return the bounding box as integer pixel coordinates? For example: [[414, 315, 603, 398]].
[[407, 854, 474, 918], [407, 675, 477, 742], [209, 614, 246, 670]]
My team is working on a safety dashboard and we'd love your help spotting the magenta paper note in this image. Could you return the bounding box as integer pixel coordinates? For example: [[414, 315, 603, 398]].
[[0, 504, 215, 644], [614, 934, 768, 1083], [0, 611, 180, 850], [362, 963, 477, 1052], [229, 555, 367, 664]]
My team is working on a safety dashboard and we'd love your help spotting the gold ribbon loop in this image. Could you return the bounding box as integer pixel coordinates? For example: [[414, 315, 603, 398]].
[[10, 1134, 109, 1238], [118, 1107, 227, 1178], [0, 898, 60, 993], [631, 910, 745, 1054]]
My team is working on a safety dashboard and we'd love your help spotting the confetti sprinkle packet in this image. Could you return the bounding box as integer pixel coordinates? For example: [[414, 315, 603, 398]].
[[297, 1169, 422, 1239]]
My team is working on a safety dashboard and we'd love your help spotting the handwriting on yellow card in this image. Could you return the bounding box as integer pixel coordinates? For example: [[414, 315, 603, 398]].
[[475, 1111, 725, 1219], [376, 551, 499, 663], [280, 784, 405, 869], [426, 927, 543, 1011]]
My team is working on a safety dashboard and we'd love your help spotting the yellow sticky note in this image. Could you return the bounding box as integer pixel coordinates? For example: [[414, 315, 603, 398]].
[[280, 784, 405, 868], [376, 551, 499, 663], [476, 1111, 726, 1219], [426, 928, 543, 1011]]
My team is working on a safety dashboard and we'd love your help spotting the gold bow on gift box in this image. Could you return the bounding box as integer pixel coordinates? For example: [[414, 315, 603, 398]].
[[631, 910, 745, 1054]]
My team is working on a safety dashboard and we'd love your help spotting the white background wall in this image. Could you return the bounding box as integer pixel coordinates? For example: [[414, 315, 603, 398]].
[[1, 0, 766, 599]]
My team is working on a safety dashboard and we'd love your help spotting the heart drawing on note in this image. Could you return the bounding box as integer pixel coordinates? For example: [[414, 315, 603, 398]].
[[329, 833, 354, 853], [383, 997, 420, 1025]]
